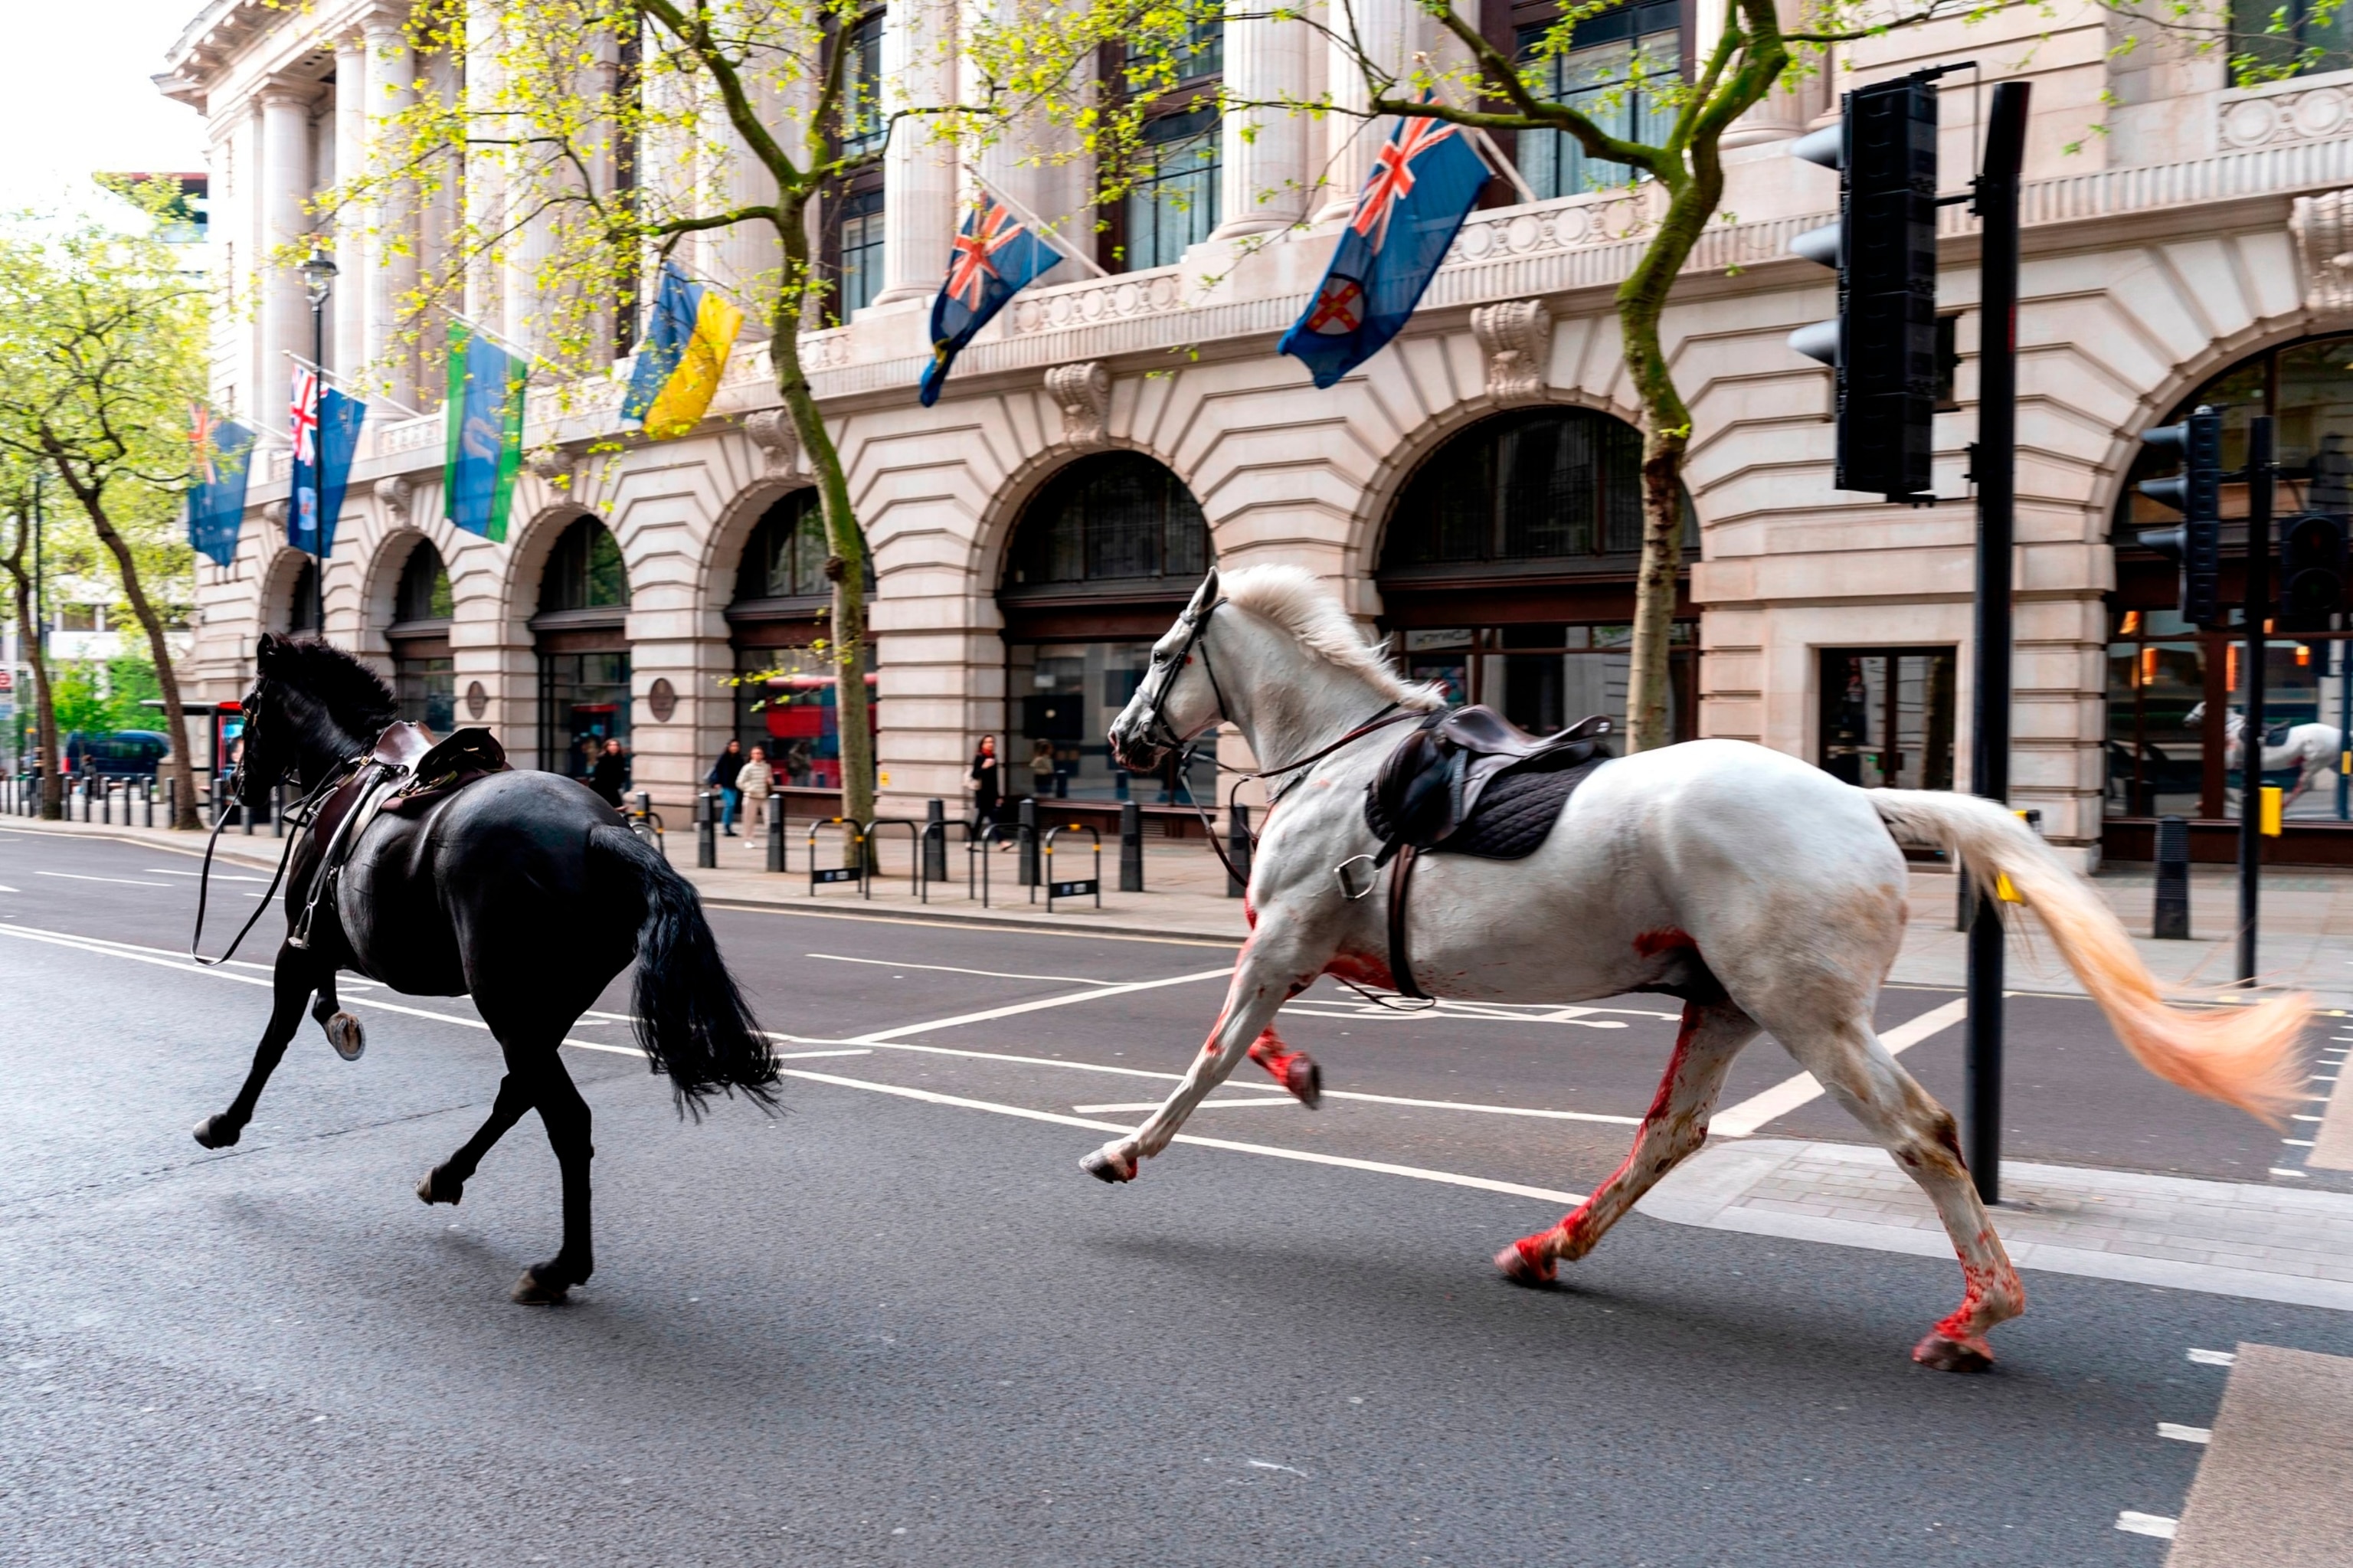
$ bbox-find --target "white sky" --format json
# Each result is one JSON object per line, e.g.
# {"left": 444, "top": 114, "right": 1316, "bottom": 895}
{"left": 0, "top": 1, "right": 211, "bottom": 215}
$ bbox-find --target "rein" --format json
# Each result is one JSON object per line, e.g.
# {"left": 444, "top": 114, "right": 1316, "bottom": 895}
{"left": 187, "top": 751, "right": 353, "bottom": 970}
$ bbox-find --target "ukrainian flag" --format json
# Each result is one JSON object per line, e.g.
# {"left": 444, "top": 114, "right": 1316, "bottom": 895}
{"left": 624, "top": 260, "right": 745, "bottom": 440}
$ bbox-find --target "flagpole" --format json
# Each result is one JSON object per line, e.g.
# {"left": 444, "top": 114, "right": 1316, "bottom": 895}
{"left": 445, "top": 310, "right": 568, "bottom": 379}
{"left": 283, "top": 350, "right": 428, "bottom": 420}
{"left": 1464, "top": 126, "right": 1539, "bottom": 206}
{"left": 969, "top": 175, "right": 1111, "bottom": 280}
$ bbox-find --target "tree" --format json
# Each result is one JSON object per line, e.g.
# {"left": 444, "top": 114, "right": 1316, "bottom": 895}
{"left": 0, "top": 466, "right": 64, "bottom": 819}
{"left": 0, "top": 185, "right": 208, "bottom": 827}
{"left": 352, "top": 0, "right": 980, "bottom": 834}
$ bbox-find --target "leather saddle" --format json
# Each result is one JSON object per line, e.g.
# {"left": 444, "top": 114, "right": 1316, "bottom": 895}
{"left": 1366, "top": 706, "right": 1611, "bottom": 865}
{"left": 290, "top": 724, "right": 510, "bottom": 950}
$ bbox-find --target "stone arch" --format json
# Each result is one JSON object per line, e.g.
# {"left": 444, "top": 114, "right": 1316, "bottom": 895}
{"left": 259, "top": 545, "right": 322, "bottom": 636}
{"left": 360, "top": 529, "right": 432, "bottom": 647}
{"left": 495, "top": 500, "right": 610, "bottom": 643}
{"left": 961, "top": 434, "right": 1203, "bottom": 603}
{"left": 2090, "top": 324, "right": 2345, "bottom": 524}
{"left": 698, "top": 476, "right": 819, "bottom": 620}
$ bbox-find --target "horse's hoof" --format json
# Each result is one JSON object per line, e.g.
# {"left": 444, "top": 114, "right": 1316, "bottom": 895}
{"left": 1285, "top": 1056, "right": 1323, "bottom": 1110}
{"left": 191, "top": 1115, "right": 240, "bottom": 1150}
{"left": 1495, "top": 1237, "right": 1558, "bottom": 1287}
{"left": 1081, "top": 1147, "right": 1137, "bottom": 1184}
{"left": 1911, "top": 1331, "right": 1995, "bottom": 1373}
{"left": 511, "top": 1265, "right": 571, "bottom": 1306}
{"left": 325, "top": 1012, "right": 365, "bottom": 1062}
{"left": 416, "top": 1165, "right": 463, "bottom": 1206}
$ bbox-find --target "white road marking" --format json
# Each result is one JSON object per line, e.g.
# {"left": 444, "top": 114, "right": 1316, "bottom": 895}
{"left": 846, "top": 967, "right": 1236, "bottom": 1043}
{"left": 144, "top": 869, "right": 273, "bottom": 882}
{"left": 775, "top": 1066, "right": 1587, "bottom": 1206}
{"left": 2157, "top": 1422, "right": 2212, "bottom": 1444}
{"left": 0, "top": 885, "right": 17, "bottom": 893}
{"left": 2284, "top": 1138, "right": 2317, "bottom": 1146}
{"left": 2114, "top": 1511, "right": 2178, "bottom": 1540}
{"left": 1710, "top": 997, "right": 1973, "bottom": 1138}
{"left": 809, "top": 952, "right": 1109, "bottom": 985}
{"left": 1074, "top": 1098, "right": 1298, "bottom": 1113}
{"left": 2189, "top": 1347, "right": 2238, "bottom": 1366}
{"left": 2270, "top": 1167, "right": 2309, "bottom": 1178}
{"left": 1285, "top": 998, "right": 1633, "bottom": 1030}
{"left": 34, "top": 871, "right": 169, "bottom": 888}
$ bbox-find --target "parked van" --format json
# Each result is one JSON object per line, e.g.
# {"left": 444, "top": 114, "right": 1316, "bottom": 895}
{"left": 64, "top": 731, "right": 169, "bottom": 777}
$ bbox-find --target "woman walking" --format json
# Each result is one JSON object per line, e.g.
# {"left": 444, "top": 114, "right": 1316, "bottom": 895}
{"left": 738, "top": 744, "right": 776, "bottom": 836}
{"left": 589, "top": 737, "right": 630, "bottom": 808}
{"left": 969, "top": 735, "right": 1002, "bottom": 835}
{"left": 708, "top": 737, "right": 745, "bottom": 836}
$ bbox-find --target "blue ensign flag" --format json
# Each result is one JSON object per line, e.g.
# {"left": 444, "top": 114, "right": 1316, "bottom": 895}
{"left": 1279, "top": 115, "right": 1491, "bottom": 388}
{"left": 918, "top": 200, "right": 1059, "bottom": 407}
{"left": 289, "top": 381, "right": 365, "bottom": 557}
{"left": 186, "top": 413, "right": 255, "bottom": 568}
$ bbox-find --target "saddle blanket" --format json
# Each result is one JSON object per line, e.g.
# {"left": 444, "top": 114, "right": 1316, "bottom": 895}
{"left": 1363, "top": 747, "right": 1607, "bottom": 860}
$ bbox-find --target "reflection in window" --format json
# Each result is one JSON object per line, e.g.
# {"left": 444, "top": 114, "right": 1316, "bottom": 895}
{"left": 538, "top": 518, "right": 630, "bottom": 613}
{"left": 1518, "top": 0, "right": 1682, "bottom": 199}
{"left": 837, "top": 188, "right": 885, "bottom": 317}
{"left": 736, "top": 491, "right": 843, "bottom": 601}
{"left": 394, "top": 541, "right": 453, "bottom": 623}
{"left": 2120, "top": 335, "right": 2353, "bottom": 532}
{"left": 839, "top": 14, "right": 886, "bottom": 155}
{"left": 1383, "top": 408, "right": 1693, "bottom": 571}
{"left": 1817, "top": 648, "right": 1958, "bottom": 791}
{"left": 2230, "top": 0, "right": 2351, "bottom": 80}
{"left": 1004, "top": 451, "right": 1210, "bottom": 591}
{"left": 1123, "top": 106, "right": 1220, "bottom": 270}
{"left": 1395, "top": 624, "right": 1697, "bottom": 741}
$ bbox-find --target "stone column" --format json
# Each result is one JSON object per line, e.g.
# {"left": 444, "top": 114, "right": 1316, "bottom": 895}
{"left": 1212, "top": 1, "right": 1314, "bottom": 238}
{"left": 697, "top": 70, "right": 782, "bottom": 328}
{"left": 257, "top": 84, "right": 316, "bottom": 427}
{"left": 333, "top": 37, "right": 368, "bottom": 378}
{"left": 1314, "top": 0, "right": 1414, "bottom": 221}
{"left": 1718, "top": 0, "right": 1815, "bottom": 148}
{"left": 364, "top": 8, "right": 421, "bottom": 404}
{"left": 463, "top": 0, "right": 508, "bottom": 336}
{"left": 872, "top": 0, "right": 959, "bottom": 306}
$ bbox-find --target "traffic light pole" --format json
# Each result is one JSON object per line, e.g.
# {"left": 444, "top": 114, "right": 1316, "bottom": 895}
{"left": 1965, "top": 80, "right": 2031, "bottom": 1207}
{"left": 2240, "top": 417, "right": 2273, "bottom": 986}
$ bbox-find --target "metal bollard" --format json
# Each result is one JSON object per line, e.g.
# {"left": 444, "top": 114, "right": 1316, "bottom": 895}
{"left": 696, "top": 790, "right": 718, "bottom": 869}
{"left": 165, "top": 773, "right": 178, "bottom": 827}
{"left": 273, "top": 783, "right": 286, "bottom": 838}
{"left": 142, "top": 776, "right": 154, "bottom": 828}
{"left": 922, "top": 798, "right": 948, "bottom": 883}
{"left": 2154, "top": 814, "right": 2191, "bottom": 940}
{"left": 101, "top": 778, "right": 112, "bottom": 826}
{"left": 1119, "top": 800, "right": 1145, "bottom": 893}
{"left": 1226, "top": 802, "right": 1252, "bottom": 897}
{"left": 1017, "top": 797, "right": 1039, "bottom": 887}
{"left": 767, "top": 797, "right": 787, "bottom": 872}
{"left": 241, "top": 775, "right": 254, "bottom": 833}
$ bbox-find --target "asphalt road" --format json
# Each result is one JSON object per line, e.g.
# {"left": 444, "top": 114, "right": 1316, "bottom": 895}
{"left": 2, "top": 823, "right": 2346, "bottom": 1566}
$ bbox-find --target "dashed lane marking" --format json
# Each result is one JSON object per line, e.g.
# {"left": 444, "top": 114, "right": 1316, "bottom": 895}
{"left": 2188, "top": 1348, "right": 2237, "bottom": 1366}
{"left": 2158, "top": 1423, "right": 2213, "bottom": 1444}
{"left": 34, "top": 870, "right": 169, "bottom": 888}
{"left": 808, "top": 951, "right": 1120, "bottom": 985}
{"left": 2115, "top": 1511, "right": 2178, "bottom": 1540}
{"left": 1710, "top": 997, "right": 1972, "bottom": 1138}
{"left": 1074, "top": 1097, "right": 1300, "bottom": 1113}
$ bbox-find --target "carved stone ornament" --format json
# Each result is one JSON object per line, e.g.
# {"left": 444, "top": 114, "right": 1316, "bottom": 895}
{"left": 646, "top": 677, "right": 678, "bottom": 722}
{"left": 1470, "top": 300, "right": 1555, "bottom": 401}
{"left": 464, "top": 680, "right": 488, "bottom": 721}
{"left": 744, "top": 409, "right": 803, "bottom": 480}
{"left": 262, "top": 499, "right": 287, "bottom": 531}
{"left": 527, "top": 447, "right": 576, "bottom": 490}
{"left": 1046, "top": 361, "right": 1112, "bottom": 448}
{"left": 2292, "top": 188, "right": 2353, "bottom": 313}
{"left": 375, "top": 471, "right": 414, "bottom": 528}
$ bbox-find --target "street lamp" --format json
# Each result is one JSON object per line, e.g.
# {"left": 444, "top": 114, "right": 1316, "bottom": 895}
{"left": 298, "top": 244, "right": 336, "bottom": 640}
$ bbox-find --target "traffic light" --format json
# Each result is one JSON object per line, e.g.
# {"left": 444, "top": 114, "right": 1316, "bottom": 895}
{"left": 1788, "top": 72, "right": 1941, "bottom": 504}
{"left": 2135, "top": 404, "right": 2223, "bottom": 627}
{"left": 2279, "top": 512, "right": 2348, "bottom": 631}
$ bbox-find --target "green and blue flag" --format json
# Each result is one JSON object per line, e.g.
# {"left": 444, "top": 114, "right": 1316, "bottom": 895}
{"left": 443, "top": 319, "right": 527, "bottom": 542}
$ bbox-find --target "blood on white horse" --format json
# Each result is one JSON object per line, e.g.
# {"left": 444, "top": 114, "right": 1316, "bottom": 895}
{"left": 1098, "top": 566, "right": 2311, "bottom": 1371}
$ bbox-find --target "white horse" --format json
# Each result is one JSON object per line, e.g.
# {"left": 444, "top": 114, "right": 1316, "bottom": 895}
{"left": 2184, "top": 701, "right": 2344, "bottom": 807}
{"left": 1098, "top": 566, "right": 2309, "bottom": 1371}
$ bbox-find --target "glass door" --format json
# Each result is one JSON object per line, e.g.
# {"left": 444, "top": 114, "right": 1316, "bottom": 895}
{"left": 1818, "top": 648, "right": 1958, "bottom": 789}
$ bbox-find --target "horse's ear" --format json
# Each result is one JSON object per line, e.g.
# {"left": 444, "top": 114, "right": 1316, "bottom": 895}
{"left": 1185, "top": 568, "right": 1220, "bottom": 619}
{"left": 255, "top": 633, "right": 281, "bottom": 669}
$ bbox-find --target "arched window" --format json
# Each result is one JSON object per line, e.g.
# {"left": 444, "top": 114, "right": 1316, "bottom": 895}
{"left": 2109, "top": 332, "right": 2353, "bottom": 836}
{"left": 1376, "top": 408, "right": 1697, "bottom": 742}
{"left": 727, "top": 490, "right": 875, "bottom": 792}
{"left": 531, "top": 516, "right": 630, "bottom": 777}
{"left": 388, "top": 540, "right": 454, "bottom": 731}
{"left": 538, "top": 516, "right": 630, "bottom": 614}
{"left": 998, "top": 452, "right": 1214, "bottom": 810}
{"left": 283, "top": 557, "right": 319, "bottom": 634}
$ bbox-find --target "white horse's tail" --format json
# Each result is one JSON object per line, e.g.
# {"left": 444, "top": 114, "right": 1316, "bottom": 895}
{"left": 1868, "top": 789, "right": 2309, "bottom": 1124}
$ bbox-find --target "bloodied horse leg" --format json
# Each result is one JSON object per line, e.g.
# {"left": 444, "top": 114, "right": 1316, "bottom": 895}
{"left": 1498, "top": 999, "right": 1760, "bottom": 1285}
{"left": 309, "top": 971, "right": 365, "bottom": 1062}
{"left": 193, "top": 938, "right": 322, "bottom": 1148}
{"left": 1247, "top": 1028, "right": 1320, "bottom": 1108}
{"left": 1083, "top": 925, "right": 1323, "bottom": 1183}
{"left": 415, "top": 1071, "right": 535, "bottom": 1207}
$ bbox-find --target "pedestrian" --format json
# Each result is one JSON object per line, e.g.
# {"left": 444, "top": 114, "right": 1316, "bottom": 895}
{"left": 969, "top": 735, "right": 1001, "bottom": 835}
{"left": 784, "top": 738, "right": 813, "bottom": 786}
{"left": 708, "top": 736, "right": 745, "bottom": 836}
{"left": 590, "top": 737, "right": 629, "bottom": 808}
{"left": 1029, "top": 737, "right": 1058, "bottom": 800}
{"left": 738, "top": 744, "right": 775, "bottom": 836}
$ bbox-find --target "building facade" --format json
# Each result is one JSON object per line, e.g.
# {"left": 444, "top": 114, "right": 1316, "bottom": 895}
{"left": 155, "top": 0, "right": 2353, "bottom": 866}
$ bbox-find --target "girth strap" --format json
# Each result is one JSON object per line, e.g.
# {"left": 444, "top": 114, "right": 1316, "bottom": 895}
{"left": 1386, "top": 843, "right": 1431, "bottom": 1002}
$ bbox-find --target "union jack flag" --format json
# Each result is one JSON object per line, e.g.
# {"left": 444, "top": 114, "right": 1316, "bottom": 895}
{"left": 289, "top": 367, "right": 320, "bottom": 463}
{"left": 947, "top": 203, "right": 1025, "bottom": 310}
{"left": 1349, "top": 117, "right": 1458, "bottom": 251}
{"left": 189, "top": 401, "right": 218, "bottom": 485}
{"left": 918, "top": 194, "right": 1059, "bottom": 407}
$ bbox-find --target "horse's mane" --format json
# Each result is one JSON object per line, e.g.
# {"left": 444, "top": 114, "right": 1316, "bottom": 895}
{"left": 1219, "top": 565, "right": 1446, "bottom": 711}
{"left": 268, "top": 637, "right": 398, "bottom": 744}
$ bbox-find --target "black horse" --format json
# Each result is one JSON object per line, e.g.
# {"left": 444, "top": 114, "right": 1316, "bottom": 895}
{"left": 193, "top": 633, "right": 778, "bottom": 1303}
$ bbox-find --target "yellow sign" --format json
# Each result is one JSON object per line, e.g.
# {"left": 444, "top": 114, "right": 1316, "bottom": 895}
{"left": 878, "top": 771, "right": 891, "bottom": 788}
{"left": 2260, "top": 784, "right": 2284, "bottom": 837}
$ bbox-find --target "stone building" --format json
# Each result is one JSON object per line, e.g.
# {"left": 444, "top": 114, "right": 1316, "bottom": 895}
{"left": 155, "top": 0, "right": 2353, "bottom": 866}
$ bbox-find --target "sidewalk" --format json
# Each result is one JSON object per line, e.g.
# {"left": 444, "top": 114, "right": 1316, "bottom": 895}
{"left": 11, "top": 810, "right": 2353, "bottom": 1006}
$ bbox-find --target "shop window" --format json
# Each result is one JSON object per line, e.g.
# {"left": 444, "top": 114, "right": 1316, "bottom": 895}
{"left": 1818, "top": 647, "right": 1957, "bottom": 791}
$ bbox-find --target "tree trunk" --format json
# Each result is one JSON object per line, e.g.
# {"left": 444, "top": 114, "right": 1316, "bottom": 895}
{"left": 772, "top": 195, "right": 874, "bottom": 852}
{"left": 58, "top": 470, "right": 201, "bottom": 829}
{"left": 2, "top": 522, "right": 61, "bottom": 819}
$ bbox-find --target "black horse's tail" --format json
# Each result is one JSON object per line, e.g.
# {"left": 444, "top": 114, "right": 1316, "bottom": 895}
{"left": 588, "top": 825, "right": 780, "bottom": 1117}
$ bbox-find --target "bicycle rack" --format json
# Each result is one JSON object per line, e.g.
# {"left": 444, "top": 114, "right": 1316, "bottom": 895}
{"left": 862, "top": 817, "right": 925, "bottom": 902}
{"left": 1042, "top": 823, "right": 1103, "bottom": 912}
{"left": 967, "top": 821, "right": 1030, "bottom": 908}
{"left": 807, "top": 817, "right": 866, "bottom": 896}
